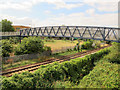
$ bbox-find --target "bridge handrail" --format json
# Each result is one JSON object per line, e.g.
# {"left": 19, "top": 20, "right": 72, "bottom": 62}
{"left": 0, "top": 32, "right": 20, "bottom": 36}
{"left": 26, "top": 26, "right": 120, "bottom": 30}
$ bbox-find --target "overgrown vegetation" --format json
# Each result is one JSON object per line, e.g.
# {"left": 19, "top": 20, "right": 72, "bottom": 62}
{"left": 14, "top": 37, "right": 51, "bottom": 55}
{"left": 9, "top": 37, "right": 20, "bottom": 44}
{"left": 76, "top": 60, "right": 119, "bottom": 88}
{"left": 2, "top": 47, "right": 110, "bottom": 89}
{"left": 105, "top": 42, "right": 120, "bottom": 64}
{"left": 75, "top": 42, "right": 120, "bottom": 88}
{"left": 81, "top": 40, "right": 93, "bottom": 49}
{"left": 0, "top": 40, "right": 13, "bottom": 57}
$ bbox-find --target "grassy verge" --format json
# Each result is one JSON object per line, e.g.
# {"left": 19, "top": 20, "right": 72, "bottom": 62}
{"left": 2, "top": 60, "right": 37, "bottom": 70}
{"left": 52, "top": 49, "right": 86, "bottom": 57}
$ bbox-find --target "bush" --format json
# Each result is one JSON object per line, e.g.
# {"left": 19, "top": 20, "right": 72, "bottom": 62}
{"left": 105, "top": 42, "right": 120, "bottom": 64}
{"left": 94, "top": 41, "right": 101, "bottom": 48}
{"left": 0, "top": 40, "right": 13, "bottom": 57}
{"left": 76, "top": 44, "right": 120, "bottom": 88}
{"left": 77, "top": 59, "right": 119, "bottom": 88}
{"left": 9, "top": 37, "right": 20, "bottom": 44}
{"left": 53, "top": 81, "right": 73, "bottom": 88}
{"left": 2, "top": 78, "right": 17, "bottom": 89}
{"left": 43, "top": 46, "right": 51, "bottom": 51}
{"left": 44, "top": 37, "right": 54, "bottom": 42}
{"left": 14, "top": 37, "right": 44, "bottom": 55}
{"left": 81, "top": 41, "right": 93, "bottom": 49}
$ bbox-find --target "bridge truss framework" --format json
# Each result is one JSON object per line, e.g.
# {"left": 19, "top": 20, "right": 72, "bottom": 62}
{"left": 20, "top": 26, "right": 120, "bottom": 42}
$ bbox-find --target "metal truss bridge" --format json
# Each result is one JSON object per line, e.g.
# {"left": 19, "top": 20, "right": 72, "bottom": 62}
{"left": 1, "top": 26, "right": 120, "bottom": 42}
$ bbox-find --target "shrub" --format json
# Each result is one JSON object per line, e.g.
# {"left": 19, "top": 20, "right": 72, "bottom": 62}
{"left": 77, "top": 60, "right": 119, "bottom": 88}
{"left": 9, "top": 37, "right": 20, "bottom": 44}
{"left": 81, "top": 41, "right": 93, "bottom": 49}
{"left": 2, "top": 78, "right": 17, "bottom": 89}
{"left": 105, "top": 42, "right": 120, "bottom": 64}
{"left": 94, "top": 41, "right": 101, "bottom": 48}
{"left": 14, "top": 37, "right": 44, "bottom": 55}
{"left": 73, "top": 46, "right": 77, "bottom": 51}
{"left": 53, "top": 81, "right": 73, "bottom": 88}
{"left": 0, "top": 40, "right": 13, "bottom": 57}
{"left": 43, "top": 46, "right": 51, "bottom": 51}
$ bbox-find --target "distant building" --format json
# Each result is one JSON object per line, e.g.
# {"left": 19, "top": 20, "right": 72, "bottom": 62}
{"left": 12, "top": 25, "right": 30, "bottom": 32}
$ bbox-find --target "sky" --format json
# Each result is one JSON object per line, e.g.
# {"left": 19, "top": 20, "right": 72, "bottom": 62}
{"left": 0, "top": 0, "right": 119, "bottom": 27}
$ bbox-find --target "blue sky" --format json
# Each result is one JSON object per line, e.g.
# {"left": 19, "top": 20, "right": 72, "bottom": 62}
{"left": 0, "top": 0, "right": 119, "bottom": 27}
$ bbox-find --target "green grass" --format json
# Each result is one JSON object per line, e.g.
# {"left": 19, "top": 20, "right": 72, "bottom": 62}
{"left": 2, "top": 60, "right": 37, "bottom": 71}
{"left": 52, "top": 50, "right": 85, "bottom": 56}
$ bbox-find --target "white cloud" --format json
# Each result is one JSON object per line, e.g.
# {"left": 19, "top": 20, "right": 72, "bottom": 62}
{"left": 0, "top": 14, "right": 32, "bottom": 26}
{"left": 0, "top": 0, "right": 36, "bottom": 12}
{"left": 96, "top": 2, "right": 118, "bottom": 12}
{"left": 83, "top": 1, "right": 118, "bottom": 12}
{"left": 0, "top": 11, "right": 118, "bottom": 27}
{"left": 0, "top": 0, "right": 118, "bottom": 27}
{"left": 44, "top": 12, "right": 117, "bottom": 27}
{"left": 44, "top": 10, "right": 51, "bottom": 14}
{"left": 0, "top": 0, "right": 83, "bottom": 12}
{"left": 52, "top": 2, "right": 83, "bottom": 9}
{"left": 0, "top": 0, "right": 118, "bottom": 12}
{"left": 86, "top": 9, "right": 95, "bottom": 15}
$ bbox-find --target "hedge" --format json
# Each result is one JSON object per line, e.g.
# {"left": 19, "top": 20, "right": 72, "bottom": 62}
{"left": 77, "top": 59, "right": 119, "bottom": 88}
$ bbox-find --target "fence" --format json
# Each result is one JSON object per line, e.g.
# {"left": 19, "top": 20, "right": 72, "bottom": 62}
{"left": 1, "top": 45, "right": 76, "bottom": 64}
{"left": 0, "top": 32, "right": 20, "bottom": 36}
{"left": 1, "top": 51, "right": 51, "bottom": 64}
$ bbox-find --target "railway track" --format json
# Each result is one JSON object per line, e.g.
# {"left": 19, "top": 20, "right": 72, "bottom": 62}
{"left": 1, "top": 46, "right": 110, "bottom": 77}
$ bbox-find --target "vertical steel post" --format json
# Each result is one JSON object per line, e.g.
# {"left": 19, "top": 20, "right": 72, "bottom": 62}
{"left": 103, "top": 28, "right": 105, "bottom": 41}
{"left": 20, "top": 30, "right": 21, "bottom": 44}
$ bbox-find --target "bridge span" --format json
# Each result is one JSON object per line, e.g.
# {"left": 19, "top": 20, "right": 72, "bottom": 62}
{"left": 1, "top": 26, "right": 120, "bottom": 42}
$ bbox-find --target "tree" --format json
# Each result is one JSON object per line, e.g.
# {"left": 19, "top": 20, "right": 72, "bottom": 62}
{"left": 1, "top": 19, "right": 14, "bottom": 32}
{"left": 0, "top": 40, "right": 13, "bottom": 57}
{"left": 14, "top": 37, "right": 44, "bottom": 55}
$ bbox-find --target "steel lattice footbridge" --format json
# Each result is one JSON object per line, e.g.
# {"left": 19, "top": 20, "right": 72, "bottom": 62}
{"left": 0, "top": 26, "right": 120, "bottom": 42}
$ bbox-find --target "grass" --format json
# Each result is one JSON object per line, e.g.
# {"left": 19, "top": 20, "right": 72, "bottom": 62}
{"left": 43, "top": 40, "right": 81, "bottom": 50}
{"left": 2, "top": 60, "right": 36, "bottom": 70}
{"left": 54, "top": 51, "right": 81, "bottom": 56}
